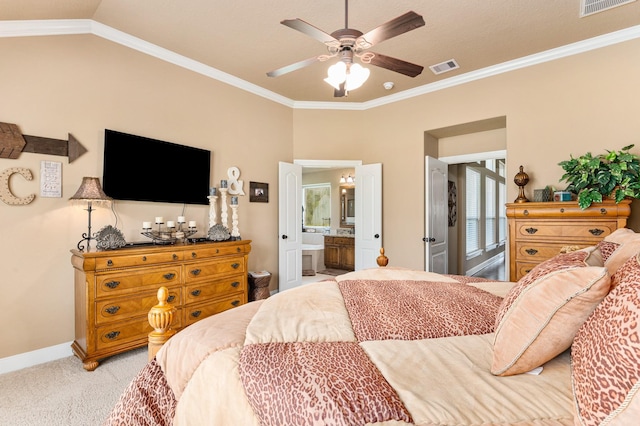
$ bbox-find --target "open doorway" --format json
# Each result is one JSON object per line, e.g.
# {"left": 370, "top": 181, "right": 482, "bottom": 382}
{"left": 425, "top": 117, "right": 508, "bottom": 280}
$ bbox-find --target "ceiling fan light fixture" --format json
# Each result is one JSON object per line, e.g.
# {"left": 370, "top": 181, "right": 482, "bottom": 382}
{"left": 324, "top": 61, "right": 347, "bottom": 89}
{"left": 344, "top": 63, "right": 370, "bottom": 91}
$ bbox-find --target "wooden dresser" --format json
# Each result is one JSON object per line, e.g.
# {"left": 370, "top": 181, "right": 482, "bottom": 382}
{"left": 324, "top": 235, "right": 355, "bottom": 271}
{"left": 506, "top": 200, "right": 630, "bottom": 282}
{"left": 71, "top": 239, "right": 251, "bottom": 370}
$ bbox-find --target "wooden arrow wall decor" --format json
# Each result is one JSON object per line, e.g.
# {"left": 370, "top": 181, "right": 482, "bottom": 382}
{"left": 0, "top": 121, "right": 87, "bottom": 163}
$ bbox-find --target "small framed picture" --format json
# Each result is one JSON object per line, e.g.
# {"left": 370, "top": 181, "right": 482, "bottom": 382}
{"left": 250, "top": 181, "right": 269, "bottom": 203}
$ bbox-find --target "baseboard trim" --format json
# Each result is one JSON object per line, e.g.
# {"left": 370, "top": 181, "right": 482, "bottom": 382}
{"left": 0, "top": 341, "right": 73, "bottom": 375}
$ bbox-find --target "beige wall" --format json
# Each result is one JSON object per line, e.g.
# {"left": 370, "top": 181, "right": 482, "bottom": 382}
{"left": 0, "top": 34, "right": 291, "bottom": 358}
{"left": 2, "top": 33, "right": 640, "bottom": 359}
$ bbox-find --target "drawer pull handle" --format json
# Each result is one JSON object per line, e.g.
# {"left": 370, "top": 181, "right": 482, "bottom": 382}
{"left": 231, "top": 281, "right": 240, "bottom": 288}
{"left": 104, "top": 280, "right": 120, "bottom": 289}
{"left": 525, "top": 248, "right": 538, "bottom": 255}
{"left": 191, "top": 310, "right": 201, "bottom": 318}
{"left": 167, "top": 295, "right": 176, "bottom": 303}
{"left": 231, "top": 263, "right": 240, "bottom": 269}
{"left": 231, "top": 300, "right": 240, "bottom": 307}
{"left": 107, "top": 259, "right": 113, "bottom": 267}
{"left": 163, "top": 273, "right": 176, "bottom": 280}
{"left": 191, "top": 289, "right": 201, "bottom": 297}
{"left": 525, "top": 269, "right": 531, "bottom": 273}
{"left": 216, "top": 249, "right": 220, "bottom": 253}
{"left": 191, "top": 268, "right": 201, "bottom": 276}
{"left": 237, "top": 247, "right": 241, "bottom": 252}
{"left": 589, "top": 228, "right": 605, "bottom": 236}
{"left": 173, "top": 254, "right": 179, "bottom": 260}
{"left": 192, "top": 252, "right": 197, "bottom": 258}
{"left": 104, "top": 306, "right": 120, "bottom": 315}
{"left": 560, "top": 208, "right": 565, "bottom": 213}
{"left": 525, "top": 227, "right": 538, "bottom": 234}
{"left": 104, "top": 331, "right": 120, "bottom": 340}
{"left": 523, "top": 210, "right": 529, "bottom": 216}
{"left": 142, "top": 256, "right": 147, "bottom": 261}
{"left": 601, "top": 208, "right": 607, "bottom": 215}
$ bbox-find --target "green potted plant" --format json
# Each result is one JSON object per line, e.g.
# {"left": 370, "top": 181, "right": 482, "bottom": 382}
{"left": 558, "top": 144, "right": 640, "bottom": 209}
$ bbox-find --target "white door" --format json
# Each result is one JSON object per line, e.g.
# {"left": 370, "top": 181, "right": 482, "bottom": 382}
{"left": 355, "top": 163, "right": 382, "bottom": 270}
{"left": 278, "top": 162, "right": 302, "bottom": 292}
{"left": 425, "top": 156, "right": 448, "bottom": 273}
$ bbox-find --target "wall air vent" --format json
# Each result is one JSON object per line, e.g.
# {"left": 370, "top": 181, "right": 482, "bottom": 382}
{"left": 580, "top": 0, "right": 636, "bottom": 17}
{"left": 429, "top": 59, "right": 460, "bottom": 75}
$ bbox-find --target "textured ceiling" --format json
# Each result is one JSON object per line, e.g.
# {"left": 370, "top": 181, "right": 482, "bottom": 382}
{"left": 2, "top": 0, "right": 640, "bottom": 103}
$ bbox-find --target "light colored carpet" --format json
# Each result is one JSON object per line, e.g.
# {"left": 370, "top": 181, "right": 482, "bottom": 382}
{"left": 0, "top": 347, "right": 148, "bottom": 426}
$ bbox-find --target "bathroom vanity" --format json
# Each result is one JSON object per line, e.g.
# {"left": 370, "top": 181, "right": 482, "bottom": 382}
{"left": 324, "top": 235, "right": 355, "bottom": 271}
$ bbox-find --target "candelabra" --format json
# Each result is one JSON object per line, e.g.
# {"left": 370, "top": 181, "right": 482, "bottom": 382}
{"left": 142, "top": 219, "right": 196, "bottom": 244}
{"left": 208, "top": 195, "right": 218, "bottom": 229}
{"left": 219, "top": 187, "right": 229, "bottom": 229}
{"left": 230, "top": 202, "right": 240, "bottom": 240}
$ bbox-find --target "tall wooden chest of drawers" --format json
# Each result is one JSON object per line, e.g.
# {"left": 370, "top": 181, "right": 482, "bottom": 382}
{"left": 506, "top": 200, "right": 630, "bottom": 282}
{"left": 71, "top": 240, "right": 251, "bottom": 370}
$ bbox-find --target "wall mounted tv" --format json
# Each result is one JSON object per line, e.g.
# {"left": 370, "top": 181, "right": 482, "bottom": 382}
{"left": 102, "top": 129, "right": 211, "bottom": 205}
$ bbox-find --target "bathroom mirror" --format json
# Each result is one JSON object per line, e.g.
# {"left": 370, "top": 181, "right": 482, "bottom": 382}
{"left": 340, "top": 186, "right": 355, "bottom": 228}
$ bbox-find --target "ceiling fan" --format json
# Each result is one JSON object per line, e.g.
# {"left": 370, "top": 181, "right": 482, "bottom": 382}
{"left": 266, "top": 0, "right": 425, "bottom": 97}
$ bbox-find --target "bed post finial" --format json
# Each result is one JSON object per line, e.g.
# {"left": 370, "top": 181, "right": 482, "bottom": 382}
{"left": 376, "top": 247, "right": 389, "bottom": 267}
{"left": 148, "top": 286, "right": 176, "bottom": 361}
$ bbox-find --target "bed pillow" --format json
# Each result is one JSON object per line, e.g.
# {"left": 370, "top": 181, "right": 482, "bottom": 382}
{"left": 491, "top": 249, "right": 610, "bottom": 376}
{"left": 572, "top": 252, "right": 640, "bottom": 426}
{"left": 596, "top": 228, "right": 640, "bottom": 277}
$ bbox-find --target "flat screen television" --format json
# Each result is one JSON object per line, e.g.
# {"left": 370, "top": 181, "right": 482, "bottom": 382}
{"left": 102, "top": 129, "right": 211, "bottom": 205}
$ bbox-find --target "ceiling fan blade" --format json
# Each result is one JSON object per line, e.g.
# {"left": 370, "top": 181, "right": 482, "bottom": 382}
{"left": 267, "top": 56, "right": 322, "bottom": 78}
{"left": 281, "top": 18, "right": 341, "bottom": 48}
{"left": 356, "top": 11, "right": 425, "bottom": 49}
{"left": 334, "top": 82, "right": 346, "bottom": 98}
{"left": 366, "top": 52, "right": 424, "bottom": 77}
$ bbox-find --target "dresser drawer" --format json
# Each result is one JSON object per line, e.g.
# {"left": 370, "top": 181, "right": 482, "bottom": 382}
{"left": 514, "top": 242, "right": 592, "bottom": 262}
{"left": 515, "top": 262, "right": 540, "bottom": 281}
{"left": 185, "top": 256, "right": 245, "bottom": 281}
{"left": 96, "top": 266, "right": 181, "bottom": 297}
{"left": 185, "top": 276, "right": 245, "bottom": 303}
{"left": 95, "top": 287, "right": 181, "bottom": 325}
{"left": 514, "top": 221, "right": 617, "bottom": 241}
{"left": 95, "top": 251, "right": 183, "bottom": 269}
{"left": 185, "top": 244, "right": 250, "bottom": 261}
{"left": 184, "top": 296, "right": 244, "bottom": 326}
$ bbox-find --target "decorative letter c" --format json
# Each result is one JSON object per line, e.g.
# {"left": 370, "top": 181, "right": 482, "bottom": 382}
{"left": 0, "top": 167, "right": 35, "bottom": 205}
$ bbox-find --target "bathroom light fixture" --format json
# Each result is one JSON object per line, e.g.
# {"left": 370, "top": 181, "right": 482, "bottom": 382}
{"left": 346, "top": 174, "right": 354, "bottom": 184}
{"left": 340, "top": 175, "right": 346, "bottom": 184}
{"left": 69, "top": 177, "right": 112, "bottom": 251}
{"left": 324, "top": 61, "right": 370, "bottom": 92}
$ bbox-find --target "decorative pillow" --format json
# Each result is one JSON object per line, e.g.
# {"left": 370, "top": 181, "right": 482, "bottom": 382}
{"left": 572, "top": 253, "right": 640, "bottom": 426}
{"left": 491, "top": 249, "right": 611, "bottom": 376}
{"left": 596, "top": 228, "right": 640, "bottom": 278}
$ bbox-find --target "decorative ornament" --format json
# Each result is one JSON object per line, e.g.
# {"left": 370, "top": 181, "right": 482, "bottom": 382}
{"left": 95, "top": 225, "right": 127, "bottom": 250}
{"left": 0, "top": 167, "right": 35, "bottom": 205}
{"left": 208, "top": 223, "right": 231, "bottom": 241}
{"left": 514, "top": 165, "right": 530, "bottom": 203}
{"left": 226, "top": 166, "right": 245, "bottom": 195}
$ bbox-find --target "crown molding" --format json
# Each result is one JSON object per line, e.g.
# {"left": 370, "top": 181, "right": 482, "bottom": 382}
{"left": 2, "top": 20, "right": 639, "bottom": 111}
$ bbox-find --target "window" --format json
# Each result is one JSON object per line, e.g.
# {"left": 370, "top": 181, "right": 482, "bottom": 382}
{"left": 498, "top": 181, "right": 506, "bottom": 243}
{"left": 464, "top": 160, "right": 507, "bottom": 258}
{"left": 485, "top": 176, "right": 496, "bottom": 248}
{"left": 466, "top": 168, "right": 481, "bottom": 257}
{"left": 303, "top": 184, "right": 331, "bottom": 228}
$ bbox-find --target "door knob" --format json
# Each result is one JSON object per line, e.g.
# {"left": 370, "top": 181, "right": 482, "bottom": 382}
{"left": 282, "top": 234, "right": 288, "bottom": 239}
{"left": 374, "top": 234, "right": 380, "bottom": 239}
{"left": 423, "top": 237, "right": 436, "bottom": 242}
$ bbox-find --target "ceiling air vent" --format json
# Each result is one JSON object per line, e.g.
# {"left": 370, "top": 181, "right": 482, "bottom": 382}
{"left": 429, "top": 59, "right": 459, "bottom": 75}
{"left": 580, "top": 0, "right": 636, "bottom": 17}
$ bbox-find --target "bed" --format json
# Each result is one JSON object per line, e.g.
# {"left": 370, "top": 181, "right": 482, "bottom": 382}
{"left": 104, "top": 229, "right": 640, "bottom": 426}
